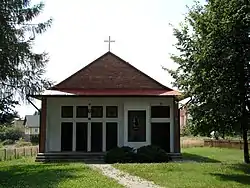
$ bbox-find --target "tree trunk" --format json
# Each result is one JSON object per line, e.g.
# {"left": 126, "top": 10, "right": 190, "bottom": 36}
{"left": 242, "top": 110, "right": 249, "bottom": 163}
{"left": 242, "top": 129, "right": 249, "bottom": 163}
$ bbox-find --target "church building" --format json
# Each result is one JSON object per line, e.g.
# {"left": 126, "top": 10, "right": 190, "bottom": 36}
{"left": 30, "top": 51, "right": 182, "bottom": 161}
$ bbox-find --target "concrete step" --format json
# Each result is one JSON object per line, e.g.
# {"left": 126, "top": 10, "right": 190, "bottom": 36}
{"left": 37, "top": 152, "right": 105, "bottom": 156}
{"left": 168, "top": 153, "right": 182, "bottom": 160}
{"left": 35, "top": 158, "right": 104, "bottom": 163}
{"left": 36, "top": 157, "right": 104, "bottom": 161}
{"left": 36, "top": 152, "right": 105, "bottom": 163}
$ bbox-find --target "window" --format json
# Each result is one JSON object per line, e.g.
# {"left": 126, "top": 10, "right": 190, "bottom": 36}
{"left": 151, "top": 106, "right": 170, "bottom": 118}
{"left": 91, "top": 106, "right": 103, "bottom": 118}
{"left": 34, "top": 128, "right": 38, "bottom": 133}
{"left": 106, "top": 106, "right": 118, "bottom": 118}
{"left": 61, "top": 106, "right": 73, "bottom": 118}
{"left": 128, "top": 110, "right": 146, "bottom": 142}
{"left": 76, "top": 106, "right": 88, "bottom": 118}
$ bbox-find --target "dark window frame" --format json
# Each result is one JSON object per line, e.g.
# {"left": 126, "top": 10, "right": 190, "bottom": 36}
{"left": 61, "top": 106, "right": 73, "bottom": 118}
{"left": 106, "top": 106, "right": 118, "bottom": 118}
{"left": 91, "top": 106, "right": 103, "bottom": 118}
{"left": 151, "top": 106, "right": 170, "bottom": 118}
{"left": 76, "top": 106, "right": 88, "bottom": 118}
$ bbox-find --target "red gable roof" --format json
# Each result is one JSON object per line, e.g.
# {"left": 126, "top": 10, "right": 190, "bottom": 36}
{"left": 51, "top": 52, "right": 180, "bottom": 96}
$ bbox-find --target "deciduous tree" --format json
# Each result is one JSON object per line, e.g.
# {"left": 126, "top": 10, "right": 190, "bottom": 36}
{"left": 168, "top": 0, "right": 250, "bottom": 163}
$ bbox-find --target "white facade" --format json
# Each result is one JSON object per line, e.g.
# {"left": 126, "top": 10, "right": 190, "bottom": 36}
{"left": 45, "top": 97, "right": 175, "bottom": 153}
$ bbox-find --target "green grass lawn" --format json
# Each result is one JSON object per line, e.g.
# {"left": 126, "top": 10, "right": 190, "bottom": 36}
{"left": 0, "top": 158, "right": 123, "bottom": 188}
{"left": 114, "top": 147, "right": 250, "bottom": 188}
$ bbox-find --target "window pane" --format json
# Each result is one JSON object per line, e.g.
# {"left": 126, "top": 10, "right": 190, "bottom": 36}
{"left": 76, "top": 106, "right": 88, "bottom": 118}
{"left": 91, "top": 106, "right": 103, "bottom": 118}
{"left": 151, "top": 106, "right": 170, "bottom": 118}
{"left": 128, "top": 110, "right": 146, "bottom": 142}
{"left": 61, "top": 106, "right": 73, "bottom": 118}
{"left": 106, "top": 106, "right": 118, "bottom": 118}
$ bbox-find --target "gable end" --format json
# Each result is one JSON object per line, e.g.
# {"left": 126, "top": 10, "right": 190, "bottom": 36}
{"left": 52, "top": 52, "right": 172, "bottom": 91}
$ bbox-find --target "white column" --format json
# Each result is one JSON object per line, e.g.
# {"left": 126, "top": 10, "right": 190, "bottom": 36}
{"left": 72, "top": 121, "right": 76, "bottom": 151}
{"left": 87, "top": 122, "right": 91, "bottom": 152}
{"left": 102, "top": 123, "right": 106, "bottom": 152}
{"left": 123, "top": 106, "right": 128, "bottom": 147}
{"left": 146, "top": 105, "right": 151, "bottom": 145}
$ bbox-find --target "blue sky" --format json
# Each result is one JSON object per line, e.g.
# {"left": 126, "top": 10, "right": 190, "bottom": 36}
{"left": 16, "top": 0, "right": 197, "bottom": 118}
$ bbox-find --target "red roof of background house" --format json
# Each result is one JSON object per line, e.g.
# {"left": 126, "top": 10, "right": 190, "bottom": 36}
{"left": 49, "top": 52, "right": 180, "bottom": 96}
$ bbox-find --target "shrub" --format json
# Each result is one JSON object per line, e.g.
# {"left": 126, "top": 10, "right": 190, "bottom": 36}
{"left": 30, "top": 135, "right": 39, "bottom": 144}
{"left": 6, "top": 127, "right": 24, "bottom": 141}
{"left": 136, "top": 145, "right": 170, "bottom": 163}
{"left": 15, "top": 139, "right": 32, "bottom": 148}
{"left": 181, "top": 125, "right": 192, "bottom": 136}
{"left": 2, "top": 139, "right": 15, "bottom": 145}
{"left": 0, "top": 126, "right": 24, "bottom": 141}
{"left": 104, "top": 146, "right": 136, "bottom": 163}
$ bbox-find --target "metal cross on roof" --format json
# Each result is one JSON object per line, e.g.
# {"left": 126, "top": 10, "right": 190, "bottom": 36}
{"left": 104, "top": 36, "right": 115, "bottom": 51}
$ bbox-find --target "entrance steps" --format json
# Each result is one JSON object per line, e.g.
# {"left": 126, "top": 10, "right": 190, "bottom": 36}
{"left": 35, "top": 152, "right": 105, "bottom": 163}
{"left": 168, "top": 153, "right": 182, "bottom": 160}
{"left": 36, "top": 152, "right": 181, "bottom": 163}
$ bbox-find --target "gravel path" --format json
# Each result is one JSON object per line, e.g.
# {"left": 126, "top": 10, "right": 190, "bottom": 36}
{"left": 88, "top": 164, "right": 162, "bottom": 188}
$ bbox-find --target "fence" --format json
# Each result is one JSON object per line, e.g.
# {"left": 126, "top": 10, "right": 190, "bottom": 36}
{"left": 0, "top": 146, "right": 39, "bottom": 161}
{"left": 181, "top": 139, "right": 204, "bottom": 148}
{"left": 204, "top": 139, "right": 250, "bottom": 150}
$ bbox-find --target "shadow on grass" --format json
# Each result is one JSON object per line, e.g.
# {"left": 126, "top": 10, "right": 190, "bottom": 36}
{"left": 182, "top": 152, "right": 221, "bottom": 163}
{"left": 0, "top": 163, "right": 85, "bottom": 188}
{"left": 232, "top": 163, "right": 250, "bottom": 174}
{"left": 211, "top": 163, "right": 250, "bottom": 185}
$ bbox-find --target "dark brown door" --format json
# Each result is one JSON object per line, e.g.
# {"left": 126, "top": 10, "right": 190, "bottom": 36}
{"left": 61, "top": 122, "right": 73, "bottom": 151}
{"left": 106, "top": 122, "right": 118, "bottom": 151}
{"left": 151, "top": 123, "right": 170, "bottom": 152}
{"left": 76, "top": 122, "right": 88, "bottom": 152}
{"left": 91, "top": 122, "right": 102, "bottom": 152}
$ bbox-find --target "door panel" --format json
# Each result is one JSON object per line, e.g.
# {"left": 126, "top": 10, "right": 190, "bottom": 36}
{"left": 128, "top": 110, "right": 146, "bottom": 142}
{"left": 91, "top": 122, "right": 102, "bottom": 152}
{"left": 61, "top": 122, "right": 73, "bottom": 151}
{"left": 76, "top": 122, "right": 88, "bottom": 152}
{"left": 106, "top": 122, "right": 118, "bottom": 151}
{"left": 151, "top": 123, "right": 170, "bottom": 152}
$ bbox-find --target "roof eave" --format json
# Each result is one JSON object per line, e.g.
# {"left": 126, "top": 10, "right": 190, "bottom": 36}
{"left": 28, "top": 94, "right": 180, "bottom": 100}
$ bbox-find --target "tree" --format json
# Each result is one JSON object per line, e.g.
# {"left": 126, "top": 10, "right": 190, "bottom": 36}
{"left": 0, "top": 0, "right": 53, "bottom": 123}
{"left": 168, "top": 0, "right": 250, "bottom": 163}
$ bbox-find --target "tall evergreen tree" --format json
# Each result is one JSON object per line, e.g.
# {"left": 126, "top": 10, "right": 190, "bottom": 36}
{"left": 168, "top": 0, "right": 250, "bottom": 163}
{"left": 0, "top": 0, "right": 52, "bottom": 123}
